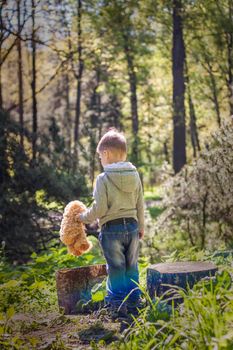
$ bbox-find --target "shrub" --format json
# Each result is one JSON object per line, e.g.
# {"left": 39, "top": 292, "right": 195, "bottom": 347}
{"left": 155, "top": 119, "right": 233, "bottom": 250}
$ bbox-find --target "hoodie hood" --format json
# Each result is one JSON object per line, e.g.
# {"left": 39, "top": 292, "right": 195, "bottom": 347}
{"left": 103, "top": 161, "right": 139, "bottom": 193}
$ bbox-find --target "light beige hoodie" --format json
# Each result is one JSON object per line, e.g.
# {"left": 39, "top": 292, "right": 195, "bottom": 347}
{"left": 79, "top": 161, "right": 144, "bottom": 231}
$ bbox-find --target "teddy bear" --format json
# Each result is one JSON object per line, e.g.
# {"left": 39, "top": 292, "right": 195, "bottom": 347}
{"left": 59, "top": 200, "right": 93, "bottom": 256}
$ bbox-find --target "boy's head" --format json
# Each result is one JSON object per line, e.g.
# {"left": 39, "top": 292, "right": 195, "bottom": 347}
{"left": 97, "top": 128, "right": 127, "bottom": 166}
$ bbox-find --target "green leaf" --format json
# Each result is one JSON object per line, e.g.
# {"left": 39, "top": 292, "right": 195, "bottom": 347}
{"left": 6, "top": 306, "right": 15, "bottom": 319}
{"left": 92, "top": 291, "right": 104, "bottom": 302}
{"left": 1, "top": 280, "right": 20, "bottom": 289}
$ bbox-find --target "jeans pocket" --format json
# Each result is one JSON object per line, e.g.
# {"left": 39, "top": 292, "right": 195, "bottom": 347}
{"left": 127, "top": 220, "right": 139, "bottom": 233}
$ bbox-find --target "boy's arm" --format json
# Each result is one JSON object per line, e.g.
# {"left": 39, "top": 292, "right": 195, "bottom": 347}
{"left": 136, "top": 179, "right": 145, "bottom": 237}
{"left": 79, "top": 175, "right": 108, "bottom": 224}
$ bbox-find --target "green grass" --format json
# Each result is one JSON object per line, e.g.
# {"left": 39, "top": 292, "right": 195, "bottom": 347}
{"left": 144, "top": 186, "right": 164, "bottom": 201}
{"left": 148, "top": 206, "right": 165, "bottom": 219}
{"left": 108, "top": 251, "right": 233, "bottom": 350}
{"left": 1, "top": 200, "right": 233, "bottom": 350}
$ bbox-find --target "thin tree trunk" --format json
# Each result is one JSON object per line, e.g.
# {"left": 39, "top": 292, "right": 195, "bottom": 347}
{"left": 163, "top": 141, "right": 169, "bottom": 163}
{"left": 226, "top": 32, "right": 233, "bottom": 116}
{"left": 201, "top": 192, "right": 208, "bottom": 249}
{"left": 184, "top": 59, "right": 201, "bottom": 157}
{"left": 73, "top": 0, "right": 84, "bottom": 171}
{"left": 90, "top": 67, "right": 101, "bottom": 189}
{"left": 206, "top": 60, "right": 221, "bottom": 127}
{"left": 226, "top": 1, "right": 233, "bottom": 116}
{"left": 0, "top": 46, "right": 2, "bottom": 110}
{"left": 0, "top": 3, "right": 4, "bottom": 109}
{"left": 0, "top": 110, "right": 9, "bottom": 187}
{"left": 122, "top": 33, "right": 139, "bottom": 165}
{"left": 17, "top": 0, "right": 24, "bottom": 150}
{"left": 64, "top": 72, "right": 72, "bottom": 157}
{"left": 31, "top": 0, "right": 37, "bottom": 164}
{"left": 172, "top": 0, "right": 186, "bottom": 174}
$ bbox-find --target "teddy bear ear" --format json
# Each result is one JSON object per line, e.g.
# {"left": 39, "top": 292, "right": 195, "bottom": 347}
{"left": 67, "top": 244, "right": 81, "bottom": 256}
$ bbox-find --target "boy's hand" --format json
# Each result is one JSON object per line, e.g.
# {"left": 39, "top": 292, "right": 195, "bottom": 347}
{"left": 139, "top": 230, "right": 144, "bottom": 239}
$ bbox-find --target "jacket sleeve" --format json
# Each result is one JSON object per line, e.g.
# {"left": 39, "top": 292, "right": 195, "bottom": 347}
{"left": 136, "top": 178, "right": 145, "bottom": 232}
{"left": 79, "top": 175, "right": 108, "bottom": 224}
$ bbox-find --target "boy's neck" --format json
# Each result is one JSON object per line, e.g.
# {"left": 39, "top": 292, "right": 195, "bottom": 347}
{"left": 105, "top": 159, "right": 126, "bottom": 165}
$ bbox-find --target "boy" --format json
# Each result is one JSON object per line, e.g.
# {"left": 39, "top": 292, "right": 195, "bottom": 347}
{"left": 79, "top": 128, "right": 145, "bottom": 317}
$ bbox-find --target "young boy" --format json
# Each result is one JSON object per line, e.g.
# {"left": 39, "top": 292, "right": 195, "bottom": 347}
{"left": 78, "top": 129, "right": 145, "bottom": 316}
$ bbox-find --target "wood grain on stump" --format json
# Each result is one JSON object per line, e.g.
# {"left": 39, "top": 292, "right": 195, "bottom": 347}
{"left": 147, "top": 261, "right": 218, "bottom": 305}
{"left": 55, "top": 264, "right": 107, "bottom": 314}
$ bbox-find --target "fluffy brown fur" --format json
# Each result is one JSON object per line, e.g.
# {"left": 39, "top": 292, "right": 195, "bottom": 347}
{"left": 59, "top": 200, "right": 93, "bottom": 256}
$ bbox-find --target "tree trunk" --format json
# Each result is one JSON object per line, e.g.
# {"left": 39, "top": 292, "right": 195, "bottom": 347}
{"left": 31, "top": 0, "right": 37, "bottom": 165}
{"left": 206, "top": 60, "right": 221, "bottom": 127}
{"left": 0, "top": 46, "right": 2, "bottom": 110}
{"left": 163, "top": 140, "right": 169, "bottom": 163}
{"left": 73, "top": 0, "right": 84, "bottom": 171}
{"left": 226, "top": 4, "right": 233, "bottom": 116}
{"left": 172, "top": 0, "right": 186, "bottom": 174}
{"left": 64, "top": 72, "right": 72, "bottom": 158}
{"left": 0, "top": 110, "right": 9, "bottom": 187}
{"left": 147, "top": 261, "right": 218, "bottom": 306}
{"left": 55, "top": 264, "right": 107, "bottom": 314}
{"left": 17, "top": 0, "right": 24, "bottom": 150}
{"left": 123, "top": 33, "right": 139, "bottom": 166}
{"left": 227, "top": 38, "right": 233, "bottom": 116}
{"left": 89, "top": 67, "right": 101, "bottom": 189}
{"left": 184, "top": 59, "right": 201, "bottom": 157}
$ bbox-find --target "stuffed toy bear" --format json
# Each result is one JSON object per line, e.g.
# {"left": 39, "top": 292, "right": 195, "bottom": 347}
{"left": 59, "top": 200, "right": 93, "bottom": 256}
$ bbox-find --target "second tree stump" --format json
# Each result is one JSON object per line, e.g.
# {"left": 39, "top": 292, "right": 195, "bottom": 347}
{"left": 147, "top": 261, "right": 218, "bottom": 305}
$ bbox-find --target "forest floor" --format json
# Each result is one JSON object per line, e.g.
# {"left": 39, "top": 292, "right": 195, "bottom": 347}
{"left": 9, "top": 307, "right": 136, "bottom": 349}
{"left": 3, "top": 191, "right": 161, "bottom": 349}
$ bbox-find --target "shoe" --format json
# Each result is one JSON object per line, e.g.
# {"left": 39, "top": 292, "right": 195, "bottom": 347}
{"left": 127, "top": 299, "right": 146, "bottom": 316}
{"left": 107, "top": 302, "right": 128, "bottom": 320}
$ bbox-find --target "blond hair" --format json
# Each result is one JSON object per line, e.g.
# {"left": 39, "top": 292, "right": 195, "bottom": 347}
{"left": 96, "top": 128, "right": 127, "bottom": 154}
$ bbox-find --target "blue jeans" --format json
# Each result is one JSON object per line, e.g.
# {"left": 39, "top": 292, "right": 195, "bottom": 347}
{"left": 98, "top": 219, "right": 141, "bottom": 306}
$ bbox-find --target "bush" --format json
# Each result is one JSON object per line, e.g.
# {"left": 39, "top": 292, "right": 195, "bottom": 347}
{"left": 0, "top": 110, "right": 88, "bottom": 263}
{"left": 155, "top": 119, "right": 233, "bottom": 250}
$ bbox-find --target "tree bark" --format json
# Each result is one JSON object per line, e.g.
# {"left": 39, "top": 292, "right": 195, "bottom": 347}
{"left": 31, "top": 0, "right": 37, "bottom": 165}
{"left": 17, "top": 0, "right": 24, "bottom": 150}
{"left": 73, "top": 0, "right": 84, "bottom": 170}
{"left": 0, "top": 110, "right": 9, "bottom": 187}
{"left": 184, "top": 59, "right": 201, "bottom": 157}
{"left": 227, "top": 36, "right": 233, "bottom": 116}
{"left": 0, "top": 3, "right": 2, "bottom": 109}
{"left": 172, "top": 0, "right": 186, "bottom": 174}
{"left": 163, "top": 140, "right": 169, "bottom": 163}
{"left": 206, "top": 60, "right": 221, "bottom": 127}
{"left": 123, "top": 33, "right": 139, "bottom": 166}
{"left": 226, "top": 2, "right": 233, "bottom": 116}
{"left": 55, "top": 264, "right": 107, "bottom": 314}
{"left": 0, "top": 48, "right": 2, "bottom": 110}
{"left": 64, "top": 72, "right": 72, "bottom": 158}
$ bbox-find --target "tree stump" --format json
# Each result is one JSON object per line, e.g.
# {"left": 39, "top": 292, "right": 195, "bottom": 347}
{"left": 147, "top": 261, "right": 218, "bottom": 305}
{"left": 55, "top": 264, "right": 107, "bottom": 314}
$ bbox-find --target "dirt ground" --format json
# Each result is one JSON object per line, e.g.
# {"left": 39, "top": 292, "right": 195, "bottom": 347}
{"left": 8, "top": 309, "right": 135, "bottom": 349}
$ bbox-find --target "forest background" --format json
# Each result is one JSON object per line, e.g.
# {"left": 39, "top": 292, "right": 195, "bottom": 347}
{"left": 0, "top": 0, "right": 233, "bottom": 264}
{"left": 1, "top": 1, "right": 233, "bottom": 348}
